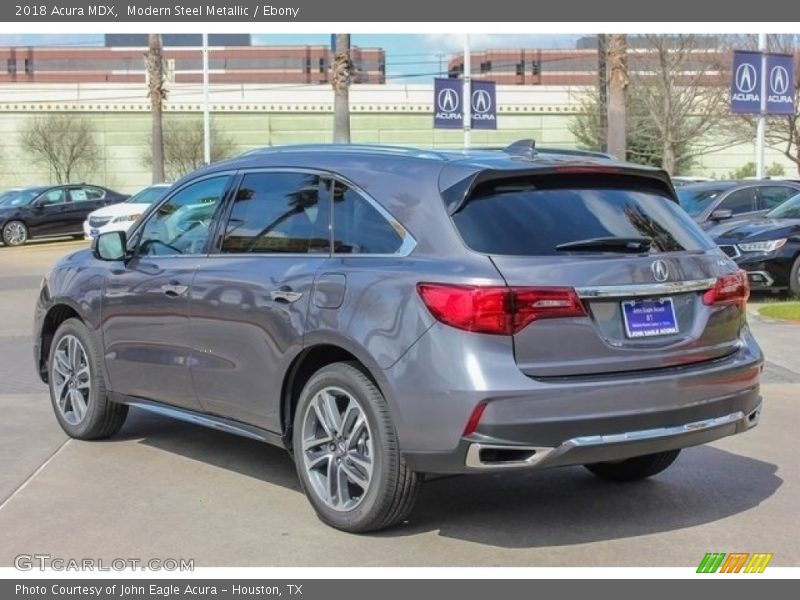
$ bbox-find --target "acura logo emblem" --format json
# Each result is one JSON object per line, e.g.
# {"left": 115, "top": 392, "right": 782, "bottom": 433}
{"left": 437, "top": 88, "right": 459, "bottom": 112}
{"left": 735, "top": 63, "right": 758, "bottom": 94}
{"left": 770, "top": 65, "right": 790, "bottom": 95}
{"left": 651, "top": 260, "right": 669, "bottom": 282}
{"left": 472, "top": 89, "right": 492, "bottom": 113}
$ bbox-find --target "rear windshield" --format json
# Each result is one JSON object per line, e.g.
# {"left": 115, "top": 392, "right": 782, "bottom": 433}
{"left": 453, "top": 180, "right": 714, "bottom": 256}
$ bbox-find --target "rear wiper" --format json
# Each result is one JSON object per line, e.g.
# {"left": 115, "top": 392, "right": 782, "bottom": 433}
{"left": 555, "top": 236, "right": 653, "bottom": 253}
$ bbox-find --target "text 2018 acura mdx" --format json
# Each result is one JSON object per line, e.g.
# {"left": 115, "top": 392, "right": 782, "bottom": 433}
{"left": 34, "top": 143, "right": 763, "bottom": 532}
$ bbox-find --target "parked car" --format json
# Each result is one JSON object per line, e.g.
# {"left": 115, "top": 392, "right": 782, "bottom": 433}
{"left": 713, "top": 192, "right": 800, "bottom": 295}
{"left": 671, "top": 176, "right": 713, "bottom": 187}
{"left": 34, "top": 143, "right": 763, "bottom": 532}
{"left": 0, "top": 188, "right": 23, "bottom": 204}
{"left": 0, "top": 184, "right": 128, "bottom": 246}
{"left": 676, "top": 180, "right": 800, "bottom": 229}
{"left": 83, "top": 183, "right": 170, "bottom": 240}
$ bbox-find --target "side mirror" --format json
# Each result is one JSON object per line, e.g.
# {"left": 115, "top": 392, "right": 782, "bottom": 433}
{"left": 92, "top": 230, "right": 128, "bottom": 261}
{"left": 31, "top": 199, "right": 45, "bottom": 210}
{"left": 710, "top": 209, "right": 733, "bottom": 221}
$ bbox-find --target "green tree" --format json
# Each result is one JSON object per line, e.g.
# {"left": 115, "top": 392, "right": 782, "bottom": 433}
{"left": 726, "top": 162, "right": 786, "bottom": 180}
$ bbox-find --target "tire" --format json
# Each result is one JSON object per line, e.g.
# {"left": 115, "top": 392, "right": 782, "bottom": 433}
{"left": 2, "top": 220, "right": 28, "bottom": 246}
{"left": 292, "top": 361, "right": 420, "bottom": 533}
{"left": 584, "top": 449, "right": 680, "bottom": 482}
{"left": 47, "top": 318, "right": 128, "bottom": 440}
{"left": 789, "top": 255, "right": 800, "bottom": 297}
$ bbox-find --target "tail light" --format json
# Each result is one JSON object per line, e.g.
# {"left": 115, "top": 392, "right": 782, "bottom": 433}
{"left": 703, "top": 270, "right": 750, "bottom": 307}
{"left": 416, "top": 283, "right": 586, "bottom": 335}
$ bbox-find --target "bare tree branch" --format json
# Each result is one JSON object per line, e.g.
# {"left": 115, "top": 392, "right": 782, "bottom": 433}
{"left": 18, "top": 114, "right": 102, "bottom": 184}
{"left": 141, "top": 117, "right": 237, "bottom": 181}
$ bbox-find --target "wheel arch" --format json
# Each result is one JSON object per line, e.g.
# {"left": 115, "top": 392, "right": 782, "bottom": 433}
{"left": 280, "top": 341, "right": 391, "bottom": 450}
{"left": 38, "top": 301, "right": 88, "bottom": 382}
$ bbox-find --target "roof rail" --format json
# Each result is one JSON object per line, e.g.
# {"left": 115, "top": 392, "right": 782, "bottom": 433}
{"left": 238, "top": 143, "right": 449, "bottom": 161}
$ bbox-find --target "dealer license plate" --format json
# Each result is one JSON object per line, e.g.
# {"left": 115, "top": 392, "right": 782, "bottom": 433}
{"left": 621, "top": 297, "right": 679, "bottom": 338}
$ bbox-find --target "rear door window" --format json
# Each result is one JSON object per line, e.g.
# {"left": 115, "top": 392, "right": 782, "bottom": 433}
{"left": 221, "top": 172, "right": 329, "bottom": 254}
{"left": 718, "top": 188, "right": 757, "bottom": 214}
{"left": 452, "top": 178, "right": 713, "bottom": 256}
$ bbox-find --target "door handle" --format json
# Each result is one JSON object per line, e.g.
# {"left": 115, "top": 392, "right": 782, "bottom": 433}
{"left": 162, "top": 282, "right": 188, "bottom": 298}
{"left": 270, "top": 286, "right": 303, "bottom": 304}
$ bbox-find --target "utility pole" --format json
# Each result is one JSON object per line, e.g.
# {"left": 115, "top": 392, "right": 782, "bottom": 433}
{"left": 597, "top": 34, "right": 608, "bottom": 152}
{"left": 607, "top": 33, "right": 628, "bottom": 161}
{"left": 202, "top": 33, "right": 210, "bottom": 165}
{"left": 463, "top": 34, "right": 471, "bottom": 149}
{"left": 147, "top": 33, "right": 166, "bottom": 183}
{"left": 756, "top": 33, "right": 767, "bottom": 179}
{"left": 332, "top": 34, "right": 351, "bottom": 143}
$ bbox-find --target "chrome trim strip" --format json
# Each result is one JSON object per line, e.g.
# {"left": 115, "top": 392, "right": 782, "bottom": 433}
{"left": 465, "top": 444, "right": 554, "bottom": 469}
{"left": 575, "top": 278, "right": 717, "bottom": 299}
{"left": 465, "top": 409, "right": 749, "bottom": 470}
{"left": 746, "top": 271, "right": 775, "bottom": 287}
{"left": 563, "top": 411, "right": 744, "bottom": 448}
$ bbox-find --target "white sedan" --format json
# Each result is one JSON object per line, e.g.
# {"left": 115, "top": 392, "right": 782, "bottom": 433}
{"left": 83, "top": 183, "right": 170, "bottom": 240}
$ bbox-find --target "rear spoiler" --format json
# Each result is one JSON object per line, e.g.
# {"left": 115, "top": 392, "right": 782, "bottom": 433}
{"left": 440, "top": 164, "right": 676, "bottom": 216}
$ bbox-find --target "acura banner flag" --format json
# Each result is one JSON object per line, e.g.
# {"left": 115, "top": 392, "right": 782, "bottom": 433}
{"left": 433, "top": 78, "right": 463, "bottom": 129}
{"left": 731, "top": 50, "right": 794, "bottom": 115}
{"left": 470, "top": 80, "right": 497, "bottom": 130}
{"left": 434, "top": 78, "right": 497, "bottom": 129}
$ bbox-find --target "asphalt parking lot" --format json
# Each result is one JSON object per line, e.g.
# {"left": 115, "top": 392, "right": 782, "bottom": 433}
{"left": 0, "top": 239, "right": 798, "bottom": 567}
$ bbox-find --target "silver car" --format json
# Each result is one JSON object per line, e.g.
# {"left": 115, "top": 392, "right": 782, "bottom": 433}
{"left": 34, "top": 143, "right": 763, "bottom": 532}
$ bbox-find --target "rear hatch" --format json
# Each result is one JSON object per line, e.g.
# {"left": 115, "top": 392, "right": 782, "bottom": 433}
{"left": 449, "top": 170, "right": 748, "bottom": 378}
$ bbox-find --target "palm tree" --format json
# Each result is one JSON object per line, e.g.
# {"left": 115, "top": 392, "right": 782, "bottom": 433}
{"left": 332, "top": 34, "right": 352, "bottom": 143}
{"left": 607, "top": 34, "right": 628, "bottom": 160}
{"left": 147, "top": 34, "right": 166, "bottom": 183}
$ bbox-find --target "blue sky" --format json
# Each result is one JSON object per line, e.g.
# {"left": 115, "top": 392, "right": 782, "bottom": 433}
{"left": 0, "top": 33, "right": 582, "bottom": 81}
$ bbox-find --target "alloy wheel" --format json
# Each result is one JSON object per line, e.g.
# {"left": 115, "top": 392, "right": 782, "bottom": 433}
{"left": 301, "top": 386, "right": 374, "bottom": 511}
{"left": 51, "top": 334, "right": 91, "bottom": 425}
{"left": 3, "top": 222, "right": 27, "bottom": 245}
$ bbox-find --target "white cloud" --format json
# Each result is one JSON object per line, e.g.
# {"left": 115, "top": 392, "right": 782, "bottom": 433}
{"left": 416, "top": 33, "right": 582, "bottom": 54}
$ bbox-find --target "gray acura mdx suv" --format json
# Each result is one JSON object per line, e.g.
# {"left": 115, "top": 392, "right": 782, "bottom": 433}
{"left": 34, "top": 142, "right": 763, "bottom": 532}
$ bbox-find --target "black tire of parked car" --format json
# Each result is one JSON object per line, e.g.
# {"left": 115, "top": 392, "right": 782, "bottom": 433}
{"left": 292, "top": 361, "right": 421, "bottom": 533}
{"left": 584, "top": 449, "right": 681, "bottom": 482}
{"left": 2, "top": 220, "right": 28, "bottom": 246}
{"left": 789, "top": 255, "right": 800, "bottom": 297}
{"left": 48, "top": 318, "right": 129, "bottom": 440}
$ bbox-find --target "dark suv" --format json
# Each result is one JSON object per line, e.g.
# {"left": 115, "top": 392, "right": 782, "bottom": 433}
{"left": 34, "top": 143, "right": 763, "bottom": 532}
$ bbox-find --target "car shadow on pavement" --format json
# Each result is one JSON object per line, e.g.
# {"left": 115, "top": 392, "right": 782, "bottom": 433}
{"left": 399, "top": 446, "right": 782, "bottom": 547}
{"left": 116, "top": 408, "right": 303, "bottom": 492}
{"left": 116, "top": 409, "right": 781, "bottom": 548}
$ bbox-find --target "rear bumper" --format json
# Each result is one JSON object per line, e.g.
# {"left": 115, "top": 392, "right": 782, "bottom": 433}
{"left": 384, "top": 321, "right": 764, "bottom": 475}
{"left": 404, "top": 391, "right": 761, "bottom": 473}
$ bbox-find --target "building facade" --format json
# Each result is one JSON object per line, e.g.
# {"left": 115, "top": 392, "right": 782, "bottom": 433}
{"left": 0, "top": 37, "right": 385, "bottom": 85}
